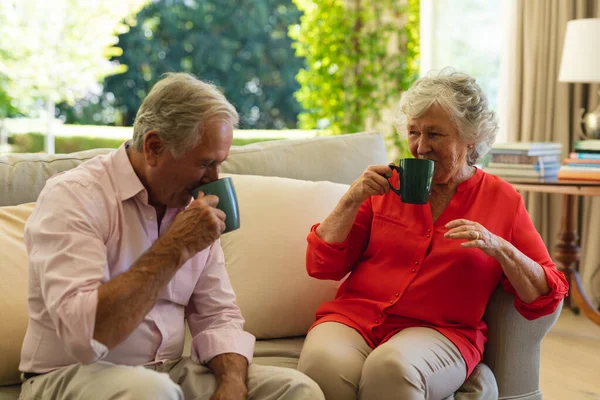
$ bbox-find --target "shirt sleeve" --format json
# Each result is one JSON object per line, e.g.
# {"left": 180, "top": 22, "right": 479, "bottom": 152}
{"left": 501, "top": 196, "right": 569, "bottom": 320}
{"left": 24, "top": 181, "right": 109, "bottom": 364}
{"left": 185, "top": 240, "right": 255, "bottom": 365}
{"left": 305, "top": 196, "right": 373, "bottom": 281}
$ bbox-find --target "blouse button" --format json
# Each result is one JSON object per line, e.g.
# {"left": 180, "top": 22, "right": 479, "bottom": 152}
{"left": 414, "top": 261, "right": 418, "bottom": 265}
{"left": 411, "top": 269, "right": 416, "bottom": 272}
{"left": 427, "top": 228, "right": 431, "bottom": 233}
{"left": 395, "top": 293, "right": 399, "bottom": 297}
{"left": 375, "top": 320, "right": 379, "bottom": 323}
{"left": 389, "top": 300, "right": 393, "bottom": 304}
{"left": 426, "top": 234, "right": 431, "bottom": 238}
{"left": 379, "top": 314, "right": 383, "bottom": 318}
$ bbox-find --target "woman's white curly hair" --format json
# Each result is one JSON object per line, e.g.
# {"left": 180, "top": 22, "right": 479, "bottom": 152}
{"left": 394, "top": 68, "right": 498, "bottom": 166}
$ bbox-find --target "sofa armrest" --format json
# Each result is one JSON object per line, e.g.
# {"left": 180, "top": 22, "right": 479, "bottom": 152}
{"left": 483, "top": 285, "right": 562, "bottom": 400}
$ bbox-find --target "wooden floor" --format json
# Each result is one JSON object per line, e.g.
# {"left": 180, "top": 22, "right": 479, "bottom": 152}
{"left": 540, "top": 309, "right": 600, "bottom": 400}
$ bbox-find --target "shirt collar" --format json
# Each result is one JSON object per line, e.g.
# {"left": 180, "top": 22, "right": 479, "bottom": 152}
{"left": 456, "top": 166, "right": 484, "bottom": 192}
{"left": 112, "top": 141, "right": 147, "bottom": 202}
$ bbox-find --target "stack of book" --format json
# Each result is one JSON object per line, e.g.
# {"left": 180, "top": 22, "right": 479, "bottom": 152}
{"left": 558, "top": 140, "right": 600, "bottom": 181}
{"left": 481, "top": 142, "right": 562, "bottom": 179}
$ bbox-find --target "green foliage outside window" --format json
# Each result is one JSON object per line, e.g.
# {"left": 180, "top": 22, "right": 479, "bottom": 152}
{"left": 96, "top": 0, "right": 304, "bottom": 130}
{"left": 289, "top": 0, "right": 419, "bottom": 155}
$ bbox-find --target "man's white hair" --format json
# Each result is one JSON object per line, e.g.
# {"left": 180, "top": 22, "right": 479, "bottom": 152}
{"left": 132, "top": 73, "right": 239, "bottom": 159}
{"left": 395, "top": 68, "right": 498, "bottom": 166}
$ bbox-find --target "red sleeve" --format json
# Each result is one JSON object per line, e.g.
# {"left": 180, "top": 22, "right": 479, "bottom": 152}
{"left": 305, "top": 196, "right": 373, "bottom": 281}
{"left": 501, "top": 196, "right": 569, "bottom": 320}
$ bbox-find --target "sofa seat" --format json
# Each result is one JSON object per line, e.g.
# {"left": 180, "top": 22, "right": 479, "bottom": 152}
{"left": 0, "top": 385, "right": 20, "bottom": 400}
{"left": 253, "top": 338, "right": 305, "bottom": 370}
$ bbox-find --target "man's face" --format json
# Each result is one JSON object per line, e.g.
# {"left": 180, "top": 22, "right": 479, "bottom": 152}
{"left": 146, "top": 119, "right": 234, "bottom": 209}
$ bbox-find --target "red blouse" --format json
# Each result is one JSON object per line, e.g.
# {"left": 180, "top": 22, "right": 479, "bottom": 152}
{"left": 306, "top": 168, "right": 568, "bottom": 378}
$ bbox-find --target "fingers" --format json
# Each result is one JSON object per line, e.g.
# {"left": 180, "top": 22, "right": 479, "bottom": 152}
{"left": 214, "top": 208, "right": 226, "bottom": 222}
{"left": 368, "top": 164, "right": 394, "bottom": 178}
{"left": 460, "top": 239, "right": 482, "bottom": 249}
{"left": 445, "top": 219, "right": 475, "bottom": 229}
{"left": 444, "top": 225, "right": 475, "bottom": 237}
{"left": 444, "top": 231, "right": 477, "bottom": 240}
{"left": 364, "top": 170, "right": 390, "bottom": 194}
{"left": 190, "top": 193, "right": 220, "bottom": 208}
{"left": 444, "top": 220, "right": 483, "bottom": 241}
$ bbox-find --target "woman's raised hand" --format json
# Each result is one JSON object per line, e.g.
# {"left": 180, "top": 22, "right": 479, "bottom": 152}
{"left": 444, "top": 219, "right": 507, "bottom": 259}
{"left": 345, "top": 164, "right": 394, "bottom": 205}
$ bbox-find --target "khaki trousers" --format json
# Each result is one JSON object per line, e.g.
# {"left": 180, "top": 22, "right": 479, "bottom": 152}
{"left": 19, "top": 357, "right": 324, "bottom": 400}
{"left": 297, "top": 322, "right": 468, "bottom": 400}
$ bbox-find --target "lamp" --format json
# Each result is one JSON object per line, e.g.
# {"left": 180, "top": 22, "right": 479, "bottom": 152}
{"left": 558, "top": 18, "right": 600, "bottom": 140}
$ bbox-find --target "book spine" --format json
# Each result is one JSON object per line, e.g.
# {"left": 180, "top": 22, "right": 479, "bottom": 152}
{"left": 569, "top": 152, "right": 600, "bottom": 160}
{"left": 565, "top": 162, "right": 600, "bottom": 168}
{"left": 490, "top": 154, "right": 560, "bottom": 164}
{"left": 574, "top": 140, "right": 600, "bottom": 151}
{"left": 558, "top": 170, "right": 600, "bottom": 180}
{"left": 487, "top": 162, "right": 561, "bottom": 170}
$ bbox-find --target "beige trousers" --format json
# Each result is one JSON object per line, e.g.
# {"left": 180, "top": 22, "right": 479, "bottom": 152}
{"left": 19, "top": 357, "right": 324, "bottom": 400}
{"left": 297, "top": 322, "right": 468, "bottom": 400}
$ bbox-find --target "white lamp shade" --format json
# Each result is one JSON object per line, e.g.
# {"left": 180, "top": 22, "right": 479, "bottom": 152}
{"left": 558, "top": 18, "right": 600, "bottom": 83}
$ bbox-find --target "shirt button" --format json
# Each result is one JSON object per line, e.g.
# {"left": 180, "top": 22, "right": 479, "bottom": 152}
{"left": 427, "top": 228, "right": 431, "bottom": 233}
{"left": 147, "top": 215, "right": 154, "bottom": 220}
{"left": 375, "top": 320, "right": 379, "bottom": 323}
{"left": 378, "top": 314, "right": 383, "bottom": 318}
{"left": 412, "top": 269, "right": 416, "bottom": 272}
{"left": 389, "top": 300, "right": 393, "bottom": 304}
{"left": 395, "top": 293, "right": 399, "bottom": 297}
{"left": 414, "top": 261, "right": 419, "bottom": 265}
{"left": 426, "top": 234, "right": 431, "bottom": 238}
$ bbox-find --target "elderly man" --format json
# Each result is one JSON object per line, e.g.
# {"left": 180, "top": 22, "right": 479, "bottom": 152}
{"left": 18, "top": 73, "right": 324, "bottom": 400}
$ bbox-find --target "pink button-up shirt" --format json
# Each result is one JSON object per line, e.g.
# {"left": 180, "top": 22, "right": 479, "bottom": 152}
{"left": 19, "top": 143, "right": 255, "bottom": 373}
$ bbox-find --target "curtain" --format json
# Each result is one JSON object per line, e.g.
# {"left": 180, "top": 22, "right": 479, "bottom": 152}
{"left": 504, "top": 0, "right": 600, "bottom": 307}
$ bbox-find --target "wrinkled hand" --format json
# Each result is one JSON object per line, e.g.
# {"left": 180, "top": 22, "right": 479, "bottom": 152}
{"left": 346, "top": 164, "right": 393, "bottom": 205}
{"left": 210, "top": 377, "right": 248, "bottom": 400}
{"left": 166, "top": 192, "right": 226, "bottom": 262}
{"left": 444, "top": 219, "right": 507, "bottom": 258}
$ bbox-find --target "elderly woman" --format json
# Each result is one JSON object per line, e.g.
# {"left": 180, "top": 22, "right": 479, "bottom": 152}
{"left": 297, "top": 71, "right": 568, "bottom": 400}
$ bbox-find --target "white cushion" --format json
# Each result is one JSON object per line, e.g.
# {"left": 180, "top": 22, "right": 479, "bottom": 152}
{"left": 221, "top": 132, "right": 388, "bottom": 185}
{"left": 220, "top": 173, "right": 349, "bottom": 339}
{"left": 0, "top": 202, "right": 36, "bottom": 385}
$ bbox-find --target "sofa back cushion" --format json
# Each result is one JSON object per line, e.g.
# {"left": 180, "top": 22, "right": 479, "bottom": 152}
{"left": 0, "top": 203, "right": 36, "bottom": 385}
{"left": 221, "top": 132, "right": 388, "bottom": 185}
{"left": 0, "top": 132, "right": 388, "bottom": 206}
{"left": 220, "top": 173, "right": 349, "bottom": 339}
{"left": 0, "top": 149, "right": 112, "bottom": 207}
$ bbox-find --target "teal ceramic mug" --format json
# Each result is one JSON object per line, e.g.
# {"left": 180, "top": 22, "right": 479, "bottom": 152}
{"left": 388, "top": 158, "right": 435, "bottom": 204}
{"left": 189, "top": 177, "right": 240, "bottom": 233}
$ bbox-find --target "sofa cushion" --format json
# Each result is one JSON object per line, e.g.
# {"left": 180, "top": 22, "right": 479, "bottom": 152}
{"left": 0, "top": 133, "right": 388, "bottom": 207}
{"left": 220, "top": 173, "right": 349, "bottom": 339}
{"left": 220, "top": 132, "right": 388, "bottom": 185}
{"left": 252, "top": 337, "right": 305, "bottom": 370}
{"left": 0, "top": 149, "right": 112, "bottom": 207}
{"left": 0, "top": 203, "right": 36, "bottom": 386}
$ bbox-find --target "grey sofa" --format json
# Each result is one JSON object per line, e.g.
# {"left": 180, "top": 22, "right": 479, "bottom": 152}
{"left": 0, "top": 132, "right": 561, "bottom": 399}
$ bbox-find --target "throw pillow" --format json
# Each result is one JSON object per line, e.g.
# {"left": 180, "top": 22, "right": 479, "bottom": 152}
{"left": 220, "top": 173, "right": 349, "bottom": 339}
{"left": 0, "top": 202, "right": 36, "bottom": 386}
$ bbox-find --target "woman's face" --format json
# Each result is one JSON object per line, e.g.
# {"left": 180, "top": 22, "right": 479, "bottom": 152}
{"left": 406, "top": 103, "right": 474, "bottom": 184}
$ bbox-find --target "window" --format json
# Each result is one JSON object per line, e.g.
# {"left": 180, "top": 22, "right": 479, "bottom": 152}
{"left": 420, "top": 0, "right": 510, "bottom": 142}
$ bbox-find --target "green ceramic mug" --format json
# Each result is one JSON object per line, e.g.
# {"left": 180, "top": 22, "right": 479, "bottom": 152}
{"left": 190, "top": 177, "right": 240, "bottom": 233}
{"left": 388, "top": 158, "right": 435, "bottom": 204}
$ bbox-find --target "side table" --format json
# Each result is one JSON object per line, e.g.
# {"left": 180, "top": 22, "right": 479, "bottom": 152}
{"left": 506, "top": 177, "right": 600, "bottom": 326}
